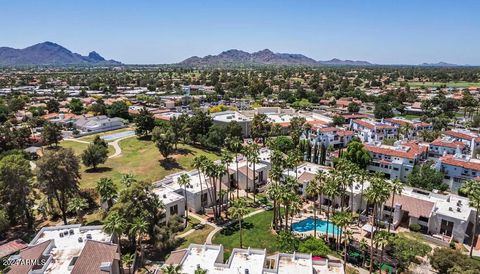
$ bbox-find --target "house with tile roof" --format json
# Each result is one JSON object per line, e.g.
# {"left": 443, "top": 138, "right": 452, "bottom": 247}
{"left": 5, "top": 224, "right": 120, "bottom": 274}
{"left": 435, "top": 154, "right": 480, "bottom": 191}
{"left": 303, "top": 126, "right": 354, "bottom": 152}
{"left": 429, "top": 137, "right": 467, "bottom": 157}
{"left": 350, "top": 119, "right": 398, "bottom": 143}
{"left": 364, "top": 141, "right": 428, "bottom": 182}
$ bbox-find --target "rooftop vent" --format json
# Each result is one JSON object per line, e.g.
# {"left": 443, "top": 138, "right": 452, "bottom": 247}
{"left": 59, "top": 232, "right": 64, "bottom": 238}
{"left": 457, "top": 207, "right": 461, "bottom": 212}
{"left": 100, "top": 262, "right": 112, "bottom": 272}
{"left": 78, "top": 237, "right": 83, "bottom": 243}
{"left": 449, "top": 207, "right": 453, "bottom": 211}
{"left": 163, "top": 194, "right": 167, "bottom": 198}
{"left": 86, "top": 234, "right": 92, "bottom": 240}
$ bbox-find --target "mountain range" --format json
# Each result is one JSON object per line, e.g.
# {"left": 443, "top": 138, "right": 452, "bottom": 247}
{"left": 0, "top": 42, "right": 121, "bottom": 66}
{"left": 180, "top": 49, "right": 373, "bottom": 66}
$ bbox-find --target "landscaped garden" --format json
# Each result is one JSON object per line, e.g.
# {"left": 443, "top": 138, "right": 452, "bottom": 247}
{"left": 212, "top": 210, "right": 278, "bottom": 257}
{"left": 59, "top": 134, "right": 221, "bottom": 189}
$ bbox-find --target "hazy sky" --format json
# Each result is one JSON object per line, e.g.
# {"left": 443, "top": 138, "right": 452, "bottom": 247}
{"left": 1, "top": 0, "right": 479, "bottom": 65}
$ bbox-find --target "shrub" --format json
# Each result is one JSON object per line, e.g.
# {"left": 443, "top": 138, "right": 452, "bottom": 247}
{"left": 409, "top": 223, "right": 421, "bottom": 232}
{"left": 298, "top": 237, "right": 330, "bottom": 257}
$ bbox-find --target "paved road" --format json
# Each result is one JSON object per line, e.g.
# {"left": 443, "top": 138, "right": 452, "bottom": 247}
{"left": 64, "top": 135, "right": 134, "bottom": 158}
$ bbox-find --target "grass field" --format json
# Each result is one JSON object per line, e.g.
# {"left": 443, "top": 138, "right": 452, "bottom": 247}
{"left": 177, "top": 224, "right": 215, "bottom": 249}
{"left": 61, "top": 137, "right": 220, "bottom": 189}
{"left": 398, "top": 114, "right": 423, "bottom": 120}
{"left": 393, "top": 81, "right": 480, "bottom": 88}
{"left": 212, "top": 211, "right": 278, "bottom": 258}
{"left": 59, "top": 140, "right": 115, "bottom": 156}
{"left": 78, "top": 128, "right": 134, "bottom": 142}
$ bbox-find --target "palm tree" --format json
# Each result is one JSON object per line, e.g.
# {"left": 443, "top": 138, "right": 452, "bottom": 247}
{"left": 96, "top": 177, "right": 118, "bottom": 211}
{"left": 305, "top": 177, "right": 322, "bottom": 238}
{"left": 359, "top": 238, "right": 369, "bottom": 267}
{"left": 248, "top": 143, "right": 260, "bottom": 203}
{"left": 279, "top": 177, "right": 298, "bottom": 231}
{"left": 129, "top": 217, "right": 148, "bottom": 266}
{"left": 324, "top": 173, "right": 341, "bottom": 242}
{"left": 103, "top": 211, "right": 126, "bottom": 251}
{"left": 243, "top": 146, "right": 251, "bottom": 199}
{"left": 357, "top": 169, "right": 369, "bottom": 223}
{"left": 192, "top": 155, "right": 208, "bottom": 212}
{"left": 364, "top": 174, "right": 390, "bottom": 274}
{"left": 221, "top": 150, "right": 234, "bottom": 206}
{"left": 228, "top": 199, "right": 249, "bottom": 248}
{"left": 121, "top": 253, "right": 135, "bottom": 274}
{"left": 399, "top": 123, "right": 413, "bottom": 139}
{"left": 178, "top": 173, "right": 192, "bottom": 220}
{"left": 227, "top": 137, "right": 243, "bottom": 199}
{"left": 374, "top": 230, "right": 391, "bottom": 270}
{"left": 67, "top": 197, "right": 89, "bottom": 223}
{"left": 463, "top": 180, "right": 480, "bottom": 257}
{"left": 161, "top": 264, "right": 182, "bottom": 274}
{"left": 120, "top": 173, "right": 136, "bottom": 187}
{"left": 387, "top": 179, "right": 403, "bottom": 233}
{"left": 267, "top": 166, "right": 283, "bottom": 230}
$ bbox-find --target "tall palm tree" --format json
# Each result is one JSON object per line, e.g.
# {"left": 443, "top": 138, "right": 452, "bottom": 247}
{"left": 374, "top": 230, "right": 391, "bottom": 270}
{"left": 463, "top": 180, "right": 480, "bottom": 257}
{"left": 243, "top": 146, "right": 251, "bottom": 199}
{"left": 279, "top": 177, "right": 298, "bottom": 231}
{"left": 67, "top": 197, "right": 88, "bottom": 223}
{"left": 387, "top": 179, "right": 404, "bottom": 233}
{"left": 324, "top": 173, "right": 341, "bottom": 242}
{"left": 192, "top": 155, "right": 208, "bottom": 212}
{"left": 267, "top": 165, "right": 283, "bottom": 230}
{"left": 178, "top": 174, "right": 192, "bottom": 220}
{"left": 305, "top": 177, "right": 322, "bottom": 238}
{"left": 365, "top": 174, "right": 390, "bottom": 274}
{"left": 248, "top": 143, "right": 260, "bottom": 203}
{"left": 103, "top": 211, "right": 126, "bottom": 251}
{"left": 359, "top": 238, "right": 369, "bottom": 267}
{"left": 221, "top": 151, "right": 234, "bottom": 205}
{"left": 228, "top": 198, "right": 249, "bottom": 248}
{"left": 96, "top": 177, "right": 118, "bottom": 211}
{"left": 120, "top": 173, "right": 137, "bottom": 188}
{"left": 129, "top": 216, "right": 148, "bottom": 266}
{"left": 227, "top": 137, "right": 243, "bottom": 199}
{"left": 357, "top": 169, "right": 369, "bottom": 223}
{"left": 161, "top": 264, "right": 182, "bottom": 274}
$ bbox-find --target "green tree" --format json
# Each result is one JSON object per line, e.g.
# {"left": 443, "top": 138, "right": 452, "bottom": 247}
{"left": 387, "top": 180, "right": 403, "bottom": 233}
{"left": 289, "top": 116, "right": 306, "bottom": 148}
{"left": 81, "top": 143, "right": 108, "bottom": 170}
{"left": 374, "top": 102, "right": 394, "bottom": 119}
{"left": 462, "top": 180, "right": 480, "bottom": 257}
{"left": 347, "top": 102, "right": 360, "bottom": 113}
{"left": 129, "top": 216, "right": 149, "bottom": 265}
{"left": 228, "top": 198, "right": 249, "bottom": 248}
{"left": 120, "top": 173, "right": 137, "bottom": 188}
{"left": 0, "top": 153, "right": 33, "bottom": 228}
{"left": 430, "top": 247, "right": 480, "bottom": 274}
{"left": 276, "top": 230, "right": 300, "bottom": 253}
{"left": 96, "top": 177, "right": 118, "bottom": 210}
{"left": 152, "top": 127, "right": 175, "bottom": 159}
{"left": 178, "top": 174, "right": 192, "bottom": 220}
{"left": 407, "top": 162, "right": 447, "bottom": 191}
{"left": 298, "top": 237, "right": 330, "bottom": 257}
{"left": 161, "top": 264, "right": 182, "bottom": 274}
{"left": 42, "top": 122, "right": 63, "bottom": 147}
{"left": 104, "top": 211, "right": 127, "bottom": 249}
{"left": 342, "top": 141, "right": 371, "bottom": 169}
{"left": 107, "top": 101, "right": 130, "bottom": 119}
{"left": 391, "top": 234, "right": 431, "bottom": 271}
{"left": 46, "top": 99, "right": 60, "bottom": 113}
{"left": 68, "top": 98, "right": 84, "bottom": 114}
{"left": 67, "top": 196, "right": 89, "bottom": 223}
{"left": 251, "top": 113, "right": 271, "bottom": 145}
{"left": 134, "top": 107, "right": 155, "bottom": 137}
{"left": 37, "top": 148, "right": 81, "bottom": 224}
{"left": 331, "top": 115, "right": 346, "bottom": 126}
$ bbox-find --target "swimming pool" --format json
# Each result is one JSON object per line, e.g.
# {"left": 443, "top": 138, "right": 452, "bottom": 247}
{"left": 292, "top": 217, "right": 342, "bottom": 236}
{"left": 101, "top": 130, "right": 135, "bottom": 141}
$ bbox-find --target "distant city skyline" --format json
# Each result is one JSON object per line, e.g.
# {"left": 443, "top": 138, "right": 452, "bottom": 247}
{"left": 1, "top": 0, "right": 479, "bottom": 65}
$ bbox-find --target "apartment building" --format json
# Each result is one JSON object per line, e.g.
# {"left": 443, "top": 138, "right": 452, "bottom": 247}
{"left": 443, "top": 129, "right": 480, "bottom": 157}
{"left": 428, "top": 137, "right": 467, "bottom": 158}
{"left": 304, "top": 126, "right": 354, "bottom": 150}
{"left": 6, "top": 224, "right": 120, "bottom": 274}
{"left": 384, "top": 118, "right": 432, "bottom": 138}
{"left": 436, "top": 154, "right": 480, "bottom": 191}
{"left": 364, "top": 141, "right": 428, "bottom": 181}
{"left": 164, "top": 243, "right": 344, "bottom": 274}
{"left": 282, "top": 162, "right": 332, "bottom": 196}
{"left": 350, "top": 119, "right": 398, "bottom": 143}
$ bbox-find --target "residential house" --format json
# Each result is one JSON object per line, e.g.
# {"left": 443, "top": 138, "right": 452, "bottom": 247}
{"left": 350, "top": 119, "right": 398, "bottom": 143}
{"left": 429, "top": 138, "right": 467, "bottom": 158}
{"left": 436, "top": 154, "right": 480, "bottom": 191}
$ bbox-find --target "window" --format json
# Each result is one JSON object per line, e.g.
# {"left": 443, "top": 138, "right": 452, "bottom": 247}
{"left": 419, "top": 216, "right": 429, "bottom": 222}
{"left": 170, "top": 205, "right": 178, "bottom": 215}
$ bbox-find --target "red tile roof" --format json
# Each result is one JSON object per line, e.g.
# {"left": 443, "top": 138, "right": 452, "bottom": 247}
{"left": 386, "top": 194, "right": 434, "bottom": 218}
{"left": 444, "top": 130, "right": 477, "bottom": 141}
{"left": 365, "top": 142, "right": 424, "bottom": 160}
{"left": 71, "top": 240, "right": 119, "bottom": 274}
{"left": 0, "top": 239, "right": 28, "bottom": 258}
{"left": 440, "top": 155, "right": 480, "bottom": 171}
{"left": 431, "top": 139, "right": 466, "bottom": 149}
{"left": 298, "top": 172, "right": 316, "bottom": 183}
{"left": 353, "top": 119, "right": 395, "bottom": 130}
{"left": 7, "top": 240, "right": 52, "bottom": 274}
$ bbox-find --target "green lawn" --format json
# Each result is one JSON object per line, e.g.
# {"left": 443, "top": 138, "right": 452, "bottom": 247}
{"left": 68, "top": 137, "right": 220, "bottom": 189}
{"left": 59, "top": 140, "right": 115, "bottom": 156}
{"left": 212, "top": 211, "right": 278, "bottom": 257}
{"left": 177, "top": 224, "right": 215, "bottom": 249}
{"left": 398, "top": 114, "right": 423, "bottom": 120}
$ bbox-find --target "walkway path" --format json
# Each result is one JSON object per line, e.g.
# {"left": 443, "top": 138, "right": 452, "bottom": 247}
{"left": 176, "top": 213, "right": 213, "bottom": 239}
{"left": 64, "top": 135, "right": 134, "bottom": 158}
{"left": 205, "top": 208, "right": 265, "bottom": 244}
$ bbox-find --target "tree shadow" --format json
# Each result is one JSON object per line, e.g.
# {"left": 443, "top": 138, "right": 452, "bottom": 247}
{"left": 220, "top": 221, "right": 254, "bottom": 236}
{"left": 85, "top": 167, "right": 112, "bottom": 173}
{"left": 159, "top": 158, "right": 183, "bottom": 170}
{"left": 85, "top": 220, "right": 103, "bottom": 226}
{"left": 175, "top": 148, "right": 194, "bottom": 156}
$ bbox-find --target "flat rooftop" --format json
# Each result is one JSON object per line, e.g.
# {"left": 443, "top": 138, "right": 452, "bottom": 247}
{"left": 277, "top": 254, "right": 312, "bottom": 274}
{"left": 151, "top": 185, "right": 185, "bottom": 205}
{"left": 31, "top": 225, "right": 111, "bottom": 274}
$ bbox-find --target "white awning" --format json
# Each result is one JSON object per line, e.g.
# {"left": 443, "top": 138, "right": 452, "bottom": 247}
{"left": 362, "top": 224, "right": 377, "bottom": 233}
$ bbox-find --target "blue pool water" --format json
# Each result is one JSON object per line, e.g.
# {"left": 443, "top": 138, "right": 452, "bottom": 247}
{"left": 292, "top": 217, "right": 342, "bottom": 236}
{"left": 101, "top": 130, "right": 135, "bottom": 141}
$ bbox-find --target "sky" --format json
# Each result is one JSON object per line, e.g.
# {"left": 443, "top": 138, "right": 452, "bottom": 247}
{"left": 1, "top": 0, "right": 479, "bottom": 65}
